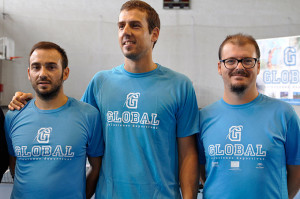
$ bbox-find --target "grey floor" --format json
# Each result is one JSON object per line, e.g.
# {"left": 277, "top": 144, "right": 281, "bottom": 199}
{"left": 0, "top": 168, "right": 203, "bottom": 199}
{"left": 0, "top": 184, "right": 11, "bottom": 199}
{"left": 1, "top": 184, "right": 300, "bottom": 199}
{"left": 0, "top": 184, "right": 203, "bottom": 199}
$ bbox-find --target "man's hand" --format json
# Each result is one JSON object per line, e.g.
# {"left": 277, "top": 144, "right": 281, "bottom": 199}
{"left": 8, "top": 92, "right": 33, "bottom": 111}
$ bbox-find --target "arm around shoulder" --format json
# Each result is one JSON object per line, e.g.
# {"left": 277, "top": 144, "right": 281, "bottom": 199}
{"left": 8, "top": 92, "right": 33, "bottom": 111}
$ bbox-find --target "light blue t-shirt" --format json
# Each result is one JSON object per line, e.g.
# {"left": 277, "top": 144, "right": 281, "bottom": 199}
{"left": 5, "top": 97, "right": 104, "bottom": 199}
{"left": 82, "top": 64, "right": 200, "bottom": 199}
{"left": 198, "top": 94, "right": 300, "bottom": 199}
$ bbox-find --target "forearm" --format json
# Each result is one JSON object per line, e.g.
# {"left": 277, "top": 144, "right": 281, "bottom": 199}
{"left": 179, "top": 153, "right": 199, "bottom": 199}
{"left": 287, "top": 165, "right": 300, "bottom": 199}
{"left": 0, "top": 112, "right": 8, "bottom": 177}
{"left": 288, "top": 179, "right": 300, "bottom": 199}
{"left": 288, "top": 175, "right": 300, "bottom": 198}
{"left": 288, "top": 184, "right": 299, "bottom": 199}
{"left": 199, "top": 164, "right": 206, "bottom": 185}
{"left": 0, "top": 145, "right": 9, "bottom": 177}
{"left": 86, "top": 168, "right": 99, "bottom": 199}
{"left": 86, "top": 156, "right": 102, "bottom": 199}
{"left": 178, "top": 135, "right": 199, "bottom": 199}
{"left": 9, "top": 156, "right": 16, "bottom": 179}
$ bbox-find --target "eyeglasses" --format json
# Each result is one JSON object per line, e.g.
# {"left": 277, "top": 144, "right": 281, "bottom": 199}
{"left": 220, "top": 58, "right": 258, "bottom": 69}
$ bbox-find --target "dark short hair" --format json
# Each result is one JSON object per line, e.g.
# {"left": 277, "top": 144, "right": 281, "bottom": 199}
{"left": 120, "top": 0, "right": 160, "bottom": 47}
{"left": 218, "top": 33, "right": 260, "bottom": 60}
{"left": 29, "top": 41, "right": 68, "bottom": 69}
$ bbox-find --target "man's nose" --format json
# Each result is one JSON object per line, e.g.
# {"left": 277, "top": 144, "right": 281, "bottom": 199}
{"left": 123, "top": 24, "right": 132, "bottom": 35}
{"left": 236, "top": 60, "right": 244, "bottom": 70}
{"left": 39, "top": 66, "right": 48, "bottom": 77}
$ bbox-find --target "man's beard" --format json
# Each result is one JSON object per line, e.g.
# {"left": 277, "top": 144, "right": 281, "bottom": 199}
{"left": 35, "top": 83, "right": 62, "bottom": 101}
{"left": 229, "top": 69, "right": 249, "bottom": 95}
{"left": 32, "top": 74, "right": 63, "bottom": 101}
{"left": 230, "top": 84, "right": 247, "bottom": 95}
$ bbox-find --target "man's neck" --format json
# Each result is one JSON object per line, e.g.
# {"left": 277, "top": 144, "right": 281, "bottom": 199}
{"left": 35, "top": 91, "right": 68, "bottom": 110}
{"left": 223, "top": 88, "right": 259, "bottom": 105}
{"left": 124, "top": 57, "right": 157, "bottom": 73}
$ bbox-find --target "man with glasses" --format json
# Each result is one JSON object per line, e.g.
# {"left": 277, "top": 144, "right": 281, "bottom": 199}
{"left": 198, "top": 33, "right": 300, "bottom": 198}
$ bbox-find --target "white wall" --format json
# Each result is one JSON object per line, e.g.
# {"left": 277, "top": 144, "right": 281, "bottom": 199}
{"left": 0, "top": 0, "right": 300, "bottom": 115}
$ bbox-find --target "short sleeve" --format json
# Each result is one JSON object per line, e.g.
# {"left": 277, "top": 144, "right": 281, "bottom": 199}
{"left": 176, "top": 79, "right": 200, "bottom": 137}
{"left": 81, "top": 76, "right": 99, "bottom": 110}
{"left": 197, "top": 136, "right": 206, "bottom": 165}
{"left": 86, "top": 109, "right": 104, "bottom": 157}
{"left": 285, "top": 108, "right": 300, "bottom": 165}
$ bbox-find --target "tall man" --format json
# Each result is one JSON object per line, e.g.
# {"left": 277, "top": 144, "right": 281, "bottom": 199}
{"left": 5, "top": 42, "right": 104, "bottom": 199}
{"left": 198, "top": 33, "right": 300, "bottom": 199}
{"left": 83, "top": 1, "right": 199, "bottom": 198}
{"left": 9, "top": 1, "right": 200, "bottom": 198}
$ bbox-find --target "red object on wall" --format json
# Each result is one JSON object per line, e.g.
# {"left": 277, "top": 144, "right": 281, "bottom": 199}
{"left": 0, "top": 84, "right": 3, "bottom": 92}
{"left": 10, "top": 56, "right": 23, "bottom": 61}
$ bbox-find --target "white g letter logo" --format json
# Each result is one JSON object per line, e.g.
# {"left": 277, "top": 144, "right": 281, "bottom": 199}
{"left": 36, "top": 127, "right": 52, "bottom": 143}
{"left": 125, "top": 93, "right": 140, "bottom": 109}
{"left": 227, "top": 125, "right": 243, "bottom": 142}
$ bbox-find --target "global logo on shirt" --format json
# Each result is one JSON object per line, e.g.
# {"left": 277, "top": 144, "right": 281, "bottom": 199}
{"left": 107, "top": 92, "right": 160, "bottom": 128}
{"left": 124, "top": 93, "right": 140, "bottom": 109}
{"left": 226, "top": 125, "right": 243, "bottom": 142}
{"left": 208, "top": 125, "right": 266, "bottom": 158}
{"left": 14, "top": 127, "right": 75, "bottom": 160}
{"left": 35, "top": 127, "right": 52, "bottom": 143}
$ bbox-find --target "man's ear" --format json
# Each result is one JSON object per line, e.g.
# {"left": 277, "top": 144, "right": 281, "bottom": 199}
{"left": 218, "top": 62, "right": 222, "bottom": 76}
{"left": 27, "top": 67, "right": 30, "bottom": 80}
{"left": 63, "top": 67, "right": 70, "bottom": 81}
{"left": 151, "top": 27, "right": 159, "bottom": 44}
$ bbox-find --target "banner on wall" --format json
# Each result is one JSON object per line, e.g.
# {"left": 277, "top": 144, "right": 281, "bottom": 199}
{"left": 256, "top": 35, "right": 300, "bottom": 105}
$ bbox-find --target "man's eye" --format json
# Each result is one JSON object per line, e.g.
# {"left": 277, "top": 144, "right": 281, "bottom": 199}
{"left": 225, "top": 59, "right": 236, "bottom": 65}
{"left": 131, "top": 23, "right": 141, "bottom": 28}
{"left": 31, "top": 65, "right": 39, "bottom": 70}
{"left": 46, "top": 64, "right": 57, "bottom": 70}
{"left": 243, "top": 59, "right": 254, "bottom": 64}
